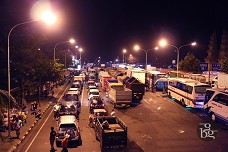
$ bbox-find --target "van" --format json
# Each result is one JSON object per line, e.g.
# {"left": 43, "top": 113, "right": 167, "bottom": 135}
{"left": 204, "top": 88, "right": 228, "bottom": 123}
{"left": 56, "top": 115, "right": 81, "bottom": 147}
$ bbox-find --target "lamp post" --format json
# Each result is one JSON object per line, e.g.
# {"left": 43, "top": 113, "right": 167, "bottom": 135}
{"left": 134, "top": 45, "right": 158, "bottom": 69}
{"left": 159, "top": 39, "right": 196, "bottom": 77}
{"left": 122, "top": 49, "right": 127, "bottom": 63}
{"left": 7, "top": 12, "right": 56, "bottom": 137}
{"left": 79, "top": 48, "right": 83, "bottom": 68}
{"left": 53, "top": 39, "right": 75, "bottom": 61}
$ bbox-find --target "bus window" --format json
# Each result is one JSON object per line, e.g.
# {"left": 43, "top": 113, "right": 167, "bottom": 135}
{"left": 187, "top": 86, "right": 193, "bottom": 94}
{"left": 204, "top": 90, "right": 215, "bottom": 104}
{"left": 195, "top": 86, "right": 210, "bottom": 94}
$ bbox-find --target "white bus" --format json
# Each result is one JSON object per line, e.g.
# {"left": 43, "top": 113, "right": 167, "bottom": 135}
{"left": 168, "top": 78, "right": 211, "bottom": 108}
{"left": 204, "top": 88, "right": 228, "bottom": 123}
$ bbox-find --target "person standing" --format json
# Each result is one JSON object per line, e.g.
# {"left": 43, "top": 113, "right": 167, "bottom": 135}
{"left": 14, "top": 118, "right": 22, "bottom": 139}
{"left": 61, "top": 134, "right": 69, "bottom": 152}
{"left": 53, "top": 104, "right": 60, "bottom": 119}
{"left": 111, "top": 109, "right": 115, "bottom": 117}
{"left": 49, "top": 127, "right": 56, "bottom": 151}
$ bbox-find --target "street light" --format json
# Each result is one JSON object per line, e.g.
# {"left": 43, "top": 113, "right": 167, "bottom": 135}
{"left": 134, "top": 44, "right": 159, "bottom": 69}
{"left": 159, "top": 39, "right": 197, "bottom": 77}
{"left": 7, "top": 12, "right": 56, "bottom": 137}
{"left": 122, "top": 49, "right": 127, "bottom": 63}
{"left": 79, "top": 48, "right": 83, "bottom": 68}
{"left": 53, "top": 38, "right": 75, "bottom": 61}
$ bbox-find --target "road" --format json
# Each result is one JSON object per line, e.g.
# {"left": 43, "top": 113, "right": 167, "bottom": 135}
{"left": 16, "top": 83, "right": 228, "bottom": 152}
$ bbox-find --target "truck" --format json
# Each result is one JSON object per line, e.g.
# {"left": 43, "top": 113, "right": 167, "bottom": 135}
{"left": 100, "top": 75, "right": 112, "bottom": 90}
{"left": 94, "top": 116, "right": 127, "bottom": 151}
{"left": 125, "top": 77, "right": 145, "bottom": 101}
{"left": 108, "top": 83, "right": 132, "bottom": 108}
{"left": 215, "top": 72, "right": 228, "bottom": 89}
{"left": 127, "top": 68, "right": 146, "bottom": 84}
{"left": 104, "top": 79, "right": 118, "bottom": 92}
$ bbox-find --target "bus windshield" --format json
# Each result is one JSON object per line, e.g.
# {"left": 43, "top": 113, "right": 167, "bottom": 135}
{"left": 195, "top": 85, "right": 210, "bottom": 94}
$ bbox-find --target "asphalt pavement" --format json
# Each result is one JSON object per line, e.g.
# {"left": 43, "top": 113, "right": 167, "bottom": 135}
{"left": 0, "top": 84, "right": 66, "bottom": 152}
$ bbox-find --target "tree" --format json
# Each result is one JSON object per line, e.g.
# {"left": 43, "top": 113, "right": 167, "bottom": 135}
{"left": 205, "top": 31, "right": 219, "bottom": 70}
{"left": 179, "top": 52, "right": 200, "bottom": 72}
{"left": 219, "top": 28, "right": 228, "bottom": 73}
{"left": 219, "top": 56, "right": 228, "bottom": 73}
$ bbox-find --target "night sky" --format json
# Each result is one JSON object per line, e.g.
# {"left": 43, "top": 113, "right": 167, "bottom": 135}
{"left": 1, "top": 0, "right": 228, "bottom": 66}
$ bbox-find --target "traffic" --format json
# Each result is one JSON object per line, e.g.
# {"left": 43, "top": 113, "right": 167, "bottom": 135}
{"left": 2, "top": 66, "right": 228, "bottom": 152}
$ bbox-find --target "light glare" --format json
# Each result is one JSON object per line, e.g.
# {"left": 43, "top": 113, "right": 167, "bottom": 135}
{"left": 159, "top": 39, "right": 167, "bottom": 47}
{"left": 134, "top": 45, "right": 140, "bottom": 51}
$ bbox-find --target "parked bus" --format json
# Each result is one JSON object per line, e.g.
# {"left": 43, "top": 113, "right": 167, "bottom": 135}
{"left": 204, "top": 88, "right": 228, "bottom": 123}
{"left": 168, "top": 78, "right": 211, "bottom": 108}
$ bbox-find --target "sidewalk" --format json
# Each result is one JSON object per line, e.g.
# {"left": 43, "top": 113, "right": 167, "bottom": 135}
{"left": 0, "top": 84, "right": 66, "bottom": 152}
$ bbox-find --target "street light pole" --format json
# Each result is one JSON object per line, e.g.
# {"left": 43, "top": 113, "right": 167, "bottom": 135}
{"left": 123, "top": 49, "right": 127, "bottom": 63}
{"left": 159, "top": 40, "right": 196, "bottom": 77}
{"left": 54, "top": 39, "right": 75, "bottom": 61}
{"left": 7, "top": 20, "right": 39, "bottom": 137}
{"left": 134, "top": 45, "right": 158, "bottom": 69}
{"left": 79, "top": 48, "right": 83, "bottom": 69}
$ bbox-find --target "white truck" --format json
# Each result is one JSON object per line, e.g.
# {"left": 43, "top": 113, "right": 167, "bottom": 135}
{"left": 108, "top": 83, "right": 132, "bottom": 108}
{"left": 127, "top": 68, "right": 145, "bottom": 84}
{"left": 215, "top": 72, "right": 228, "bottom": 89}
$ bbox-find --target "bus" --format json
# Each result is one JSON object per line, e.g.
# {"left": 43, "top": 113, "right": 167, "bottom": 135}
{"left": 168, "top": 78, "right": 211, "bottom": 108}
{"left": 204, "top": 88, "right": 228, "bottom": 123}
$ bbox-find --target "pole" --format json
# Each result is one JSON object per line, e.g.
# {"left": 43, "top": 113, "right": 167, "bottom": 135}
{"left": 145, "top": 51, "right": 148, "bottom": 69}
{"left": 80, "top": 51, "right": 82, "bottom": 68}
{"left": 177, "top": 48, "right": 179, "bottom": 78}
{"left": 7, "top": 20, "right": 38, "bottom": 137}
{"left": 123, "top": 52, "right": 124, "bottom": 63}
{"left": 65, "top": 50, "right": 66, "bottom": 69}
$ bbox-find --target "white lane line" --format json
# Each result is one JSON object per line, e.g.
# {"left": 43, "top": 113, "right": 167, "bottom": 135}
{"left": 143, "top": 99, "right": 151, "bottom": 105}
{"left": 25, "top": 87, "right": 64, "bottom": 152}
{"left": 81, "top": 85, "right": 84, "bottom": 106}
{"left": 25, "top": 108, "right": 53, "bottom": 152}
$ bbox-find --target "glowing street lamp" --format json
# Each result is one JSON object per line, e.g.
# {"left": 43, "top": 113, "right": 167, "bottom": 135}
{"left": 7, "top": 11, "right": 56, "bottom": 137}
{"left": 134, "top": 44, "right": 159, "bottom": 69}
{"left": 159, "top": 39, "right": 197, "bottom": 77}
{"left": 123, "top": 49, "right": 127, "bottom": 63}
{"left": 53, "top": 38, "right": 75, "bottom": 61}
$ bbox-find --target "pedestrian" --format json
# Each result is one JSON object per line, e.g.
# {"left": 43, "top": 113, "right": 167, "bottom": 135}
{"left": 53, "top": 103, "right": 60, "bottom": 119}
{"left": 35, "top": 109, "right": 42, "bottom": 119}
{"left": 111, "top": 109, "right": 115, "bottom": 117}
{"left": 49, "top": 127, "right": 56, "bottom": 151}
{"left": 61, "top": 134, "right": 69, "bottom": 152}
{"left": 14, "top": 118, "right": 22, "bottom": 139}
{"left": 87, "top": 114, "right": 93, "bottom": 128}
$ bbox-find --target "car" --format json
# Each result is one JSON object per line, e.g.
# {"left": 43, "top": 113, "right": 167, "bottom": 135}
{"left": 88, "top": 85, "right": 98, "bottom": 94}
{"left": 87, "top": 80, "right": 96, "bottom": 88}
{"left": 56, "top": 115, "right": 82, "bottom": 147}
{"left": 88, "top": 89, "right": 100, "bottom": 100}
{"left": 62, "top": 92, "right": 81, "bottom": 113}
{"left": 89, "top": 97, "right": 105, "bottom": 113}
{"left": 59, "top": 103, "right": 78, "bottom": 118}
{"left": 70, "top": 82, "right": 82, "bottom": 94}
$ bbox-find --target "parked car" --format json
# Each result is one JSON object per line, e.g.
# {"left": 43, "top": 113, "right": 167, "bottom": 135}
{"left": 59, "top": 103, "right": 78, "bottom": 118}
{"left": 88, "top": 89, "right": 100, "bottom": 100}
{"left": 56, "top": 115, "right": 82, "bottom": 147}
{"left": 62, "top": 92, "right": 81, "bottom": 113}
{"left": 89, "top": 97, "right": 105, "bottom": 113}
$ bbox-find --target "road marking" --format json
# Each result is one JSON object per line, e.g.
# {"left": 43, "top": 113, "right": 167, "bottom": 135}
{"left": 81, "top": 84, "right": 84, "bottom": 106}
{"left": 25, "top": 108, "right": 53, "bottom": 152}
{"left": 25, "top": 88, "right": 64, "bottom": 152}
{"left": 143, "top": 99, "right": 151, "bottom": 105}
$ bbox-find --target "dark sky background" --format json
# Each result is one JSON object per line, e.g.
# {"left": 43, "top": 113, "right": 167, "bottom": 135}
{"left": 1, "top": 0, "right": 228, "bottom": 67}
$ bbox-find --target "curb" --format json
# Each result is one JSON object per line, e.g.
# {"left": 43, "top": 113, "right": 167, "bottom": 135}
{"left": 10, "top": 104, "right": 51, "bottom": 152}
